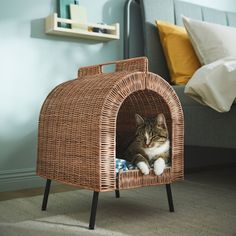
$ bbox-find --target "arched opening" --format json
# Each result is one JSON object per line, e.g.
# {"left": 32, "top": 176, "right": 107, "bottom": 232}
{"left": 116, "top": 89, "right": 172, "bottom": 158}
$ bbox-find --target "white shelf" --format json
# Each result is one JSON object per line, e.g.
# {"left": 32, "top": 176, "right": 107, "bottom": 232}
{"left": 45, "top": 14, "right": 120, "bottom": 41}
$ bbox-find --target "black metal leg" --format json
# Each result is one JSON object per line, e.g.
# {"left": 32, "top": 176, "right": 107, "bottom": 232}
{"left": 115, "top": 190, "right": 120, "bottom": 198}
{"left": 41, "top": 179, "right": 51, "bottom": 211}
{"left": 89, "top": 191, "right": 99, "bottom": 230}
{"left": 166, "top": 184, "right": 174, "bottom": 212}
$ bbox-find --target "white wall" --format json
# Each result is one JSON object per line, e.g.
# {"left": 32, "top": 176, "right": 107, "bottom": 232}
{"left": 182, "top": 0, "right": 236, "bottom": 12}
{"left": 0, "top": 0, "right": 125, "bottom": 191}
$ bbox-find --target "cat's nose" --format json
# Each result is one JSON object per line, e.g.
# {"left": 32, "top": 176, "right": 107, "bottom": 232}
{"left": 145, "top": 142, "right": 151, "bottom": 148}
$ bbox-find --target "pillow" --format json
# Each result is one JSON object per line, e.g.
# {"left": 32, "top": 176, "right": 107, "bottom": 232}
{"left": 156, "top": 20, "right": 201, "bottom": 85}
{"left": 182, "top": 16, "right": 236, "bottom": 65}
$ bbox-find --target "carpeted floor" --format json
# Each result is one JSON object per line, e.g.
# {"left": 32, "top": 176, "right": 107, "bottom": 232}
{"left": 0, "top": 167, "right": 236, "bottom": 236}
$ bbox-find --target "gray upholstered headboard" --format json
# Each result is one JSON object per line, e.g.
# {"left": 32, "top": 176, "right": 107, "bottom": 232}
{"left": 126, "top": 0, "right": 236, "bottom": 83}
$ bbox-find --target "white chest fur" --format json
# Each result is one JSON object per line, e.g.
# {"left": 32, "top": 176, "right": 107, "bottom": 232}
{"left": 143, "top": 140, "right": 170, "bottom": 160}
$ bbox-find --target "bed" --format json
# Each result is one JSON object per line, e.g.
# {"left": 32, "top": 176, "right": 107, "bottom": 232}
{"left": 125, "top": 0, "right": 236, "bottom": 168}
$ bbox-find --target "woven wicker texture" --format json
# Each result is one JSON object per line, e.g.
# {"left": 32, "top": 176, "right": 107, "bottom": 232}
{"left": 37, "top": 57, "right": 184, "bottom": 192}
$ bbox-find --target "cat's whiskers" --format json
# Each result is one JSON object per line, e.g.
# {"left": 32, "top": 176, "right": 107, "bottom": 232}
{"left": 143, "top": 140, "right": 170, "bottom": 161}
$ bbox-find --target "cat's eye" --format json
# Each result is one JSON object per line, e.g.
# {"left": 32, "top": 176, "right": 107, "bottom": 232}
{"left": 152, "top": 135, "right": 158, "bottom": 139}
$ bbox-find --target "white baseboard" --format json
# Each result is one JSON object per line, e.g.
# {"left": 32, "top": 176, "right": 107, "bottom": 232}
{"left": 0, "top": 168, "right": 46, "bottom": 192}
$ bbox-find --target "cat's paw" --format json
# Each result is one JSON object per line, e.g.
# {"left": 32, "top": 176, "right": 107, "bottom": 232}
{"left": 137, "top": 162, "right": 150, "bottom": 175}
{"left": 154, "top": 158, "right": 165, "bottom": 176}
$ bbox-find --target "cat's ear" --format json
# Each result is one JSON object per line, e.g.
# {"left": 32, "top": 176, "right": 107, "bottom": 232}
{"left": 135, "top": 113, "right": 144, "bottom": 126}
{"left": 156, "top": 113, "right": 167, "bottom": 128}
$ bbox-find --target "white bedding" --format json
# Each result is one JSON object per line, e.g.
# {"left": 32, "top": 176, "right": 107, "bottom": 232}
{"left": 184, "top": 57, "right": 236, "bottom": 112}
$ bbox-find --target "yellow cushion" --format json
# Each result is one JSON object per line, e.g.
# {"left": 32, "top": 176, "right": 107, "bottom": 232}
{"left": 156, "top": 20, "right": 201, "bottom": 85}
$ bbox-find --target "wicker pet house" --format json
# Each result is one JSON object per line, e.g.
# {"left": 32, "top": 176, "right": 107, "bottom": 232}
{"left": 37, "top": 57, "right": 184, "bottom": 229}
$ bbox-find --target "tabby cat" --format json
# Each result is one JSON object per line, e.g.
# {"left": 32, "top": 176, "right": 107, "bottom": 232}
{"left": 123, "top": 113, "right": 170, "bottom": 176}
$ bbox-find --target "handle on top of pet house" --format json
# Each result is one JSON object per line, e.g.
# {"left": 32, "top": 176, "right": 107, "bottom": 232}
{"left": 78, "top": 57, "right": 148, "bottom": 77}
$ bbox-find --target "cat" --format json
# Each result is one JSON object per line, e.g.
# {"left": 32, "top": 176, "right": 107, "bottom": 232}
{"left": 123, "top": 113, "right": 170, "bottom": 176}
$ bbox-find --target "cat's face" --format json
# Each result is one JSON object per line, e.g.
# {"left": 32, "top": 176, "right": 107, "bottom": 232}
{"left": 135, "top": 113, "right": 168, "bottom": 149}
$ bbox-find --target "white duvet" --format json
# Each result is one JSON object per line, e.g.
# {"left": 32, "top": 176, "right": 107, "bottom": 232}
{"left": 185, "top": 57, "right": 236, "bottom": 112}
